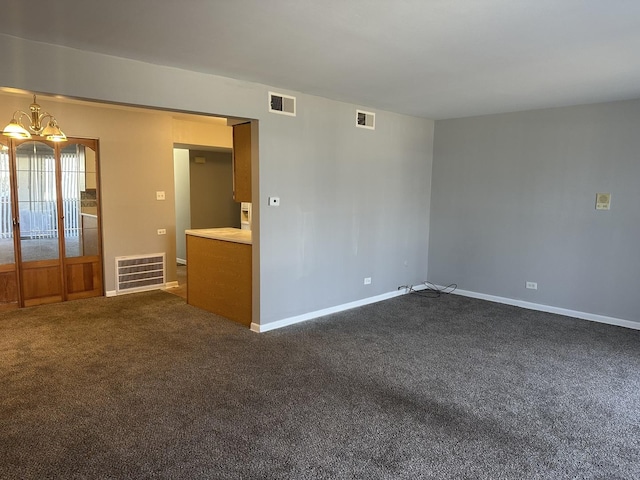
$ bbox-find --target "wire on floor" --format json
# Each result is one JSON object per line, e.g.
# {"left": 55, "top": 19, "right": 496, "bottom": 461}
{"left": 397, "top": 281, "right": 457, "bottom": 298}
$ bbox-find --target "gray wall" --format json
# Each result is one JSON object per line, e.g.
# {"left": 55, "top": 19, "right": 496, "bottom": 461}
{"left": 259, "top": 96, "right": 433, "bottom": 322}
{"left": 0, "top": 34, "right": 433, "bottom": 327}
{"left": 189, "top": 150, "right": 239, "bottom": 229}
{"left": 429, "top": 100, "right": 640, "bottom": 324}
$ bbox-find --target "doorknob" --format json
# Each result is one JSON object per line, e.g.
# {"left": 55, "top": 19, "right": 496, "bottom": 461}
{"left": 12, "top": 218, "right": 19, "bottom": 228}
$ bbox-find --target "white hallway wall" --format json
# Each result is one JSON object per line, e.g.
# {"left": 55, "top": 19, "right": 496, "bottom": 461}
{"left": 173, "top": 148, "right": 190, "bottom": 263}
{"left": 0, "top": 34, "right": 433, "bottom": 328}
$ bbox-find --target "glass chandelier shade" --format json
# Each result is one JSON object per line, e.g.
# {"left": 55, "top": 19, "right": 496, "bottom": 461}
{"left": 2, "top": 95, "right": 67, "bottom": 142}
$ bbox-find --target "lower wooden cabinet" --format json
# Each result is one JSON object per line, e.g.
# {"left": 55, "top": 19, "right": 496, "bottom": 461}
{"left": 186, "top": 234, "right": 252, "bottom": 326}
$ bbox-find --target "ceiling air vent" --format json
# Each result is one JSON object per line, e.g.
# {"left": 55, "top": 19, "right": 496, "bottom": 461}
{"left": 356, "top": 110, "right": 375, "bottom": 130}
{"left": 269, "top": 92, "right": 296, "bottom": 116}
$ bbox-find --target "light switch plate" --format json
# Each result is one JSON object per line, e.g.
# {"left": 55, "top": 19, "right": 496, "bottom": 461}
{"left": 268, "top": 196, "right": 280, "bottom": 206}
{"left": 595, "top": 193, "right": 611, "bottom": 210}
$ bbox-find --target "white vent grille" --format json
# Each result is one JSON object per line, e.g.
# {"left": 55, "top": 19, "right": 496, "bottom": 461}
{"left": 116, "top": 253, "right": 166, "bottom": 294}
{"left": 269, "top": 92, "right": 296, "bottom": 116}
{"left": 356, "top": 110, "right": 375, "bottom": 130}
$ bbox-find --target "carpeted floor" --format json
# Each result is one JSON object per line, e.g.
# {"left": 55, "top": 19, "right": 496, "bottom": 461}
{"left": 1, "top": 291, "right": 639, "bottom": 479}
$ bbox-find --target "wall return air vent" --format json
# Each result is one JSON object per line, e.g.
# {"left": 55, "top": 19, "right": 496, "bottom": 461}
{"left": 269, "top": 92, "right": 296, "bottom": 116}
{"left": 116, "top": 253, "right": 166, "bottom": 294}
{"left": 356, "top": 110, "right": 375, "bottom": 130}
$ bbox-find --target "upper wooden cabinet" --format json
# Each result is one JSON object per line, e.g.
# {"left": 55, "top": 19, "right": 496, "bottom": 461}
{"left": 232, "top": 122, "right": 252, "bottom": 203}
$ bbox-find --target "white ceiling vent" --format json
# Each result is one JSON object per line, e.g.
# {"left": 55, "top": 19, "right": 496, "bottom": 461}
{"left": 356, "top": 110, "right": 375, "bottom": 130}
{"left": 269, "top": 92, "right": 296, "bottom": 116}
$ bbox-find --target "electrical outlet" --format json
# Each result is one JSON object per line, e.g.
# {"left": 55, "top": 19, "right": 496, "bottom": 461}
{"left": 268, "top": 196, "right": 280, "bottom": 206}
{"left": 364, "top": 277, "right": 372, "bottom": 285}
{"left": 157, "top": 228, "right": 166, "bottom": 235}
{"left": 156, "top": 191, "right": 165, "bottom": 201}
{"left": 526, "top": 281, "right": 537, "bottom": 290}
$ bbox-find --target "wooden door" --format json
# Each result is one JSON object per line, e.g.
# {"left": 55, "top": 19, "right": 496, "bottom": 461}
{"left": 6, "top": 137, "right": 103, "bottom": 307}
{"left": 14, "top": 140, "right": 64, "bottom": 306}
{"left": 60, "top": 139, "right": 103, "bottom": 300}
{"left": 0, "top": 138, "right": 19, "bottom": 310}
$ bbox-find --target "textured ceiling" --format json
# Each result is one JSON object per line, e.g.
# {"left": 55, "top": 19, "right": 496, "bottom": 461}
{"left": 2, "top": 0, "right": 640, "bottom": 119}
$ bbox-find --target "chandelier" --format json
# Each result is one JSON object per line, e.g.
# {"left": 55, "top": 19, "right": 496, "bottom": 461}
{"left": 2, "top": 95, "right": 67, "bottom": 142}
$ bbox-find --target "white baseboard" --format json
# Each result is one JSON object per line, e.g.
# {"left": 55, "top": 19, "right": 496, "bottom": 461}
{"left": 251, "top": 289, "right": 406, "bottom": 333}
{"left": 448, "top": 287, "right": 640, "bottom": 331}
{"left": 108, "top": 277, "right": 638, "bottom": 332}
{"left": 250, "top": 283, "right": 639, "bottom": 334}
{"left": 105, "top": 284, "right": 173, "bottom": 297}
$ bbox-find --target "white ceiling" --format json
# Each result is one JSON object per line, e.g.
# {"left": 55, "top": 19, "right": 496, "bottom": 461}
{"left": 2, "top": 0, "right": 640, "bottom": 119}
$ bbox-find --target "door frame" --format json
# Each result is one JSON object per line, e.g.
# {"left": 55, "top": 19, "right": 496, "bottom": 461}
{"left": 4, "top": 136, "right": 104, "bottom": 307}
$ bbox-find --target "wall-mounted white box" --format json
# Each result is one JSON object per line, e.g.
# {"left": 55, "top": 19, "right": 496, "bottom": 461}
{"left": 595, "top": 193, "right": 611, "bottom": 210}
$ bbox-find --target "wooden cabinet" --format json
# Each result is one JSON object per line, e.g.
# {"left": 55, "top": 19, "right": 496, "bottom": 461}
{"left": 232, "top": 122, "right": 252, "bottom": 203}
{"left": 186, "top": 233, "right": 252, "bottom": 327}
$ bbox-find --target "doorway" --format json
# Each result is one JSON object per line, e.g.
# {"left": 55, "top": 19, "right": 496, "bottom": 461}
{"left": 0, "top": 136, "right": 103, "bottom": 309}
{"left": 171, "top": 146, "right": 238, "bottom": 300}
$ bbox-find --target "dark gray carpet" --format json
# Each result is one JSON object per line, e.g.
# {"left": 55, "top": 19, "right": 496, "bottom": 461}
{"left": 1, "top": 291, "right": 639, "bottom": 479}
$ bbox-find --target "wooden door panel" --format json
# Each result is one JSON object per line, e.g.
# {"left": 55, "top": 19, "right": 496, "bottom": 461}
{"left": 0, "top": 140, "right": 19, "bottom": 309}
{"left": 62, "top": 140, "right": 103, "bottom": 301}
{"left": 21, "top": 262, "right": 62, "bottom": 305}
{"left": 65, "top": 259, "right": 102, "bottom": 297}
{"left": 0, "top": 268, "right": 18, "bottom": 305}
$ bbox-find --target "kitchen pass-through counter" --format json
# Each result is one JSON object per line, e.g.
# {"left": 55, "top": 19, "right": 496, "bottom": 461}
{"left": 185, "top": 227, "right": 252, "bottom": 245}
{"left": 185, "top": 228, "right": 252, "bottom": 326}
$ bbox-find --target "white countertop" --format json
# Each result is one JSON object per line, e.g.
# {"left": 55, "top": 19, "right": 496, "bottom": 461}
{"left": 185, "top": 227, "right": 252, "bottom": 245}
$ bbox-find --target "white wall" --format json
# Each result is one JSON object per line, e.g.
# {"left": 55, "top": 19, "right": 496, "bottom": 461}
{"left": 173, "top": 148, "right": 190, "bottom": 263}
{"left": 1, "top": 34, "right": 434, "bottom": 327}
{"left": 430, "top": 100, "right": 640, "bottom": 326}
